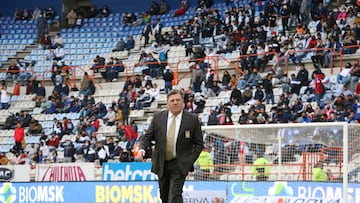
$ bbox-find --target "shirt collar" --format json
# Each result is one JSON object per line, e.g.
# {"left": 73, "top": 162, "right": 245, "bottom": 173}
{"left": 168, "top": 111, "right": 183, "bottom": 119}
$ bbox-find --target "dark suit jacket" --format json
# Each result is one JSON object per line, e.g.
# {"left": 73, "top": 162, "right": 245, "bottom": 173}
{"left": 140, "top": 110, "right": 203, "bottom": 178}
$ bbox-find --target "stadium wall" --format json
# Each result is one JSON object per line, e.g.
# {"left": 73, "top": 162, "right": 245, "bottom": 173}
{"left": 0, "top": 0, "right": 224, "bottom": 17}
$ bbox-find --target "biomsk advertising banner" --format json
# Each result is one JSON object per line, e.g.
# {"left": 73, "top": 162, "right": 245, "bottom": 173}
{"left": 0, "top": 181, "right": 227, "bottom": 203}
{"left": 228, "top": 181, "right": 360, "bottom": 203}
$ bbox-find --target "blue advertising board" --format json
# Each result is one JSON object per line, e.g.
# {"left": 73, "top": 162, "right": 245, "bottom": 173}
{"left": 0, "top": 181, "right": 227, "bottom": 203}
{"left": 228, "top": 181, "right": 360, "bottom": 203}
{"left": 1, "top": 181, "right": 359, "bottom": 203}
{"left": 102, "top": 162, "right": 157, "bottom": 181}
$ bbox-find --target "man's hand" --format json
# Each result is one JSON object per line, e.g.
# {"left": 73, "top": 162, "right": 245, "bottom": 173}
{"left": 137, "top": 149, "right": 146, "bottom": 162}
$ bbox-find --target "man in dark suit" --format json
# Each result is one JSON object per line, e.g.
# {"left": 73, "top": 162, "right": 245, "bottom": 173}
{"left": 138, "top": 89, "right": 203, "bottom": 203}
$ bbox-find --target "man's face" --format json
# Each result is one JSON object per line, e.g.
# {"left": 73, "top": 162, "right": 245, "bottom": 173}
{"left": 167, "top": 93, "right": 184, "bottom": 116}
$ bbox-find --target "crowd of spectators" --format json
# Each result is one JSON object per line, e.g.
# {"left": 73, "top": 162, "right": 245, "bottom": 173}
{"left": 1, "top": 0, "right": 360, "bottom": 171}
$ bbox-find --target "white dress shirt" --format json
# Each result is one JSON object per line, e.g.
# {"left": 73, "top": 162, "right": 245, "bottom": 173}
{"left": 167, "top": 111, "right": 183, "bottom": 158}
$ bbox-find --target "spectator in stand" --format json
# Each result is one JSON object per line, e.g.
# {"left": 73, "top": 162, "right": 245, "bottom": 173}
{"left": 112, "top": 38, "right": 125, "bottom": 52}
{"left": 36, "top": 13, "right": 48, "bottom": 40}
{"left": 142, "top": 22, "right": 152, "bottom": 48}
{"left": 174, "top": 0, "right": 188, "bottom": 16}
{"left": 53, "top": 45, "right": 65, "bottom": 61}
{"left": 22, "top": 8, "right": 32, "bottom": 20}
{"left": 14, "top": 8, "right": 21, "bottom": 20}
{"left": 10, "top": 151, "right": 27, "bottom": 165}
{"left": 247, "top": 68, "right": 262, "bottom": 87}
{"left": 28, "top": 118, "right": 43, "bottom": 134}
{"left": 228, "top": 85, "right": 242, "bottom": 106}
{"left": 106, "top": 58, "right": 122, "bottom": 82}
{"left": 159, "top": 0, "right": 169, "bottom": 14}
{"left": 296, "top": 63, "right": 309, "bottom": 87}
{"left": 61, "top": 140, "right": 76, "bottom": 162}
{"left": 53, "top": 33, "right": 64, "bottom": 48}
{"left": 75, "top": 14, "right": 84, "bottom": 27}
{"left": 96, "top": 140, "right": 109, "bottom": 165}
{"left": 28, "top": 143, "right": 38, "bottom": 162}
{"left": 191, "top": 64, "right": 204, "bottom": 93}
{"left": 13, "top": 80, "right": 20, "bottom": 96}
{"left": 117, "top": 97, "right": 130, "bottom": 126}
{"left": 32, "top": 5, "right": 41, "bottom": 21}
{"left": 16, "top": 59, "right": 35, "bottom": 86}
{"left": 125, "top": 35, "right": 135, "bottom": 51}
{"left": 103, "top": 107, "right": 117, "bottom": 126}
{"left": 78, "top": 72, "right": 91, "bottom": 98}
{"left": 91, "top": 55, "right": 105, "bottom": 73}
{"left": 263, "top": 73, "right": 275, "bottom": 105}
{"left": 66, "top": 9, "right": 77, "bottom": 28}
{"left": 349, "top": 62, "right": 360, "bottom": 91}
{"left": 337, "top": 63, "right": 353, "bottom": 84}
{"left": 242, "top": 85, "right": 253, "bottom": 104}
{"left": 221, "top": 71, "right": 231, "bottom": 90}
{"left": 149, "top": 1, "right": 160, "bottom": 15}
{"left": 95, "top": 101, "right": 107, "bottom": 119}
{"left": 47, "top": 132, "right": 60, "bottom": 151}
{"left": 44, "top": 7, "right": 55, "bottom": 20}
{"left": 13, "top": 122, "right": 25, "bottom": 154}
{"left": 163, "top": 66, "right": 173, "bottom": 94}
{"left": 0, "top": 85, "right": 11, "bottom": 110}
{"left": 252, "top": 85, "right": 264, "bottom": 103}
{"left": 75, "top": 131, "right": 90, "bottom": 154}
{"left": 32, "top": 82, "right": 46, "bottom": 104}
{"left": 98, "top": 6, "right": 110, "bottom": 18}
{"left": 40, "top": 34, "right": 52, "bottom": 50}
{"left": 5, "top": 61, "right": 20, "bottom": 86}
{"left": 334, "top": 84, "right": 353, "bottom": 98}
{"left": 86, "top": 5, "right": 97, "bottom": 18}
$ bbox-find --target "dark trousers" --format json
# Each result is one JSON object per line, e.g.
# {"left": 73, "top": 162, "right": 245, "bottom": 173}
{"left": 14, "top": 142, "right": 22, "bottom": 153}
{"left": 159, "top": 159, "right": 185, "bottom": 203}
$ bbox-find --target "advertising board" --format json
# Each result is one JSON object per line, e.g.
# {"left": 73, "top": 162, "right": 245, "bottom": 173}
{"left": 0, "top": 165, "right": 30, "bottom": 182}
{"left": 34, "top": 163, "right": 95, "bottom": 181}
{"left": 228, "top": 181, "right": 360, "bottom": 203}
{"left": 0, "top": 181, "right": 226, "bottom": 203}
{"left": 102, "top": 162, "right": 157, "bottom": 181}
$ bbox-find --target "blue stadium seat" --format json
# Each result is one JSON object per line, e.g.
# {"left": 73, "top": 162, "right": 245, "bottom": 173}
{"left": 27, "top": 39, "right": 34, "bottom": 44}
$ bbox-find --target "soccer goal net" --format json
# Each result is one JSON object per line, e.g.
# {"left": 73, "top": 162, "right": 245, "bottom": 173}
{"left": 189, "top": 123, "right": 359, "bottom": 201}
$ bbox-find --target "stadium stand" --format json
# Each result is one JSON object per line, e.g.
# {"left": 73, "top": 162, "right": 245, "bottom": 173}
{"left": 0, "top": 0, "right": 359, "bottom": 185}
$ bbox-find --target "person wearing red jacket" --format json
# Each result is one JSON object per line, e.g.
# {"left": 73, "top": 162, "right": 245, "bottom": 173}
{"left": 314, "top": 72, "right": 325, "bottom": 105}
{"left": 14, "top": 122, "right": 25, "bottom": 153}
{"left": 47, "top": 133, "right": 60, "bottom": 150}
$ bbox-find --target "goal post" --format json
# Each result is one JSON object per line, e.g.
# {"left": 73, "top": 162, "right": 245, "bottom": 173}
{"left": 190, "top": 122, "right": 357, "bottom": 202}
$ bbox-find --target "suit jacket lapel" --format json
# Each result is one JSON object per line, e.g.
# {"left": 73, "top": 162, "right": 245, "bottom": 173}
{"left": 177, "top": 111, "right": 187, "bottom": 142}
{"left": 161, "top": 111, "right": 168, "bottom": 144}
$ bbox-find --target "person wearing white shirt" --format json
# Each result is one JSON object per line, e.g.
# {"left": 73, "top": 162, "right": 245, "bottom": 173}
{"left": 53, "top": 46, "right": 65, "bottom": 61}
{"left": 54, "top": 33, "right": 64, "bottom": 48}
{"left": 40, "top": 141, "right": 50, "bottom": 158}
{"left": 103, "top": 107, "right": 116, "bottom": 125}
{"left": 97, "top": 141, "right": 109, "bottom": 165}
{"left": 0, "top": 85, "right": 11, "bottom": 109}
{"left": 337, "top": 63, "right": 353, "bottom": 84}
{"left": 151, "top": 83, "right": 160, "bottom": 99}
